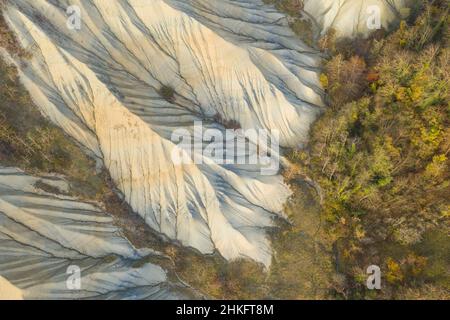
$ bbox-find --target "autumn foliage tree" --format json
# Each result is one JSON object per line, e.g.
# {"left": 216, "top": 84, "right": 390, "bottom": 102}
{"left": 288, "top": 0, "right": 449, "bottom": 299}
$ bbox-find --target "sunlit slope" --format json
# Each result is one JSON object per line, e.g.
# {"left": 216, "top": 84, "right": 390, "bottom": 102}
{"left": 1, "top": 0, "right": 325, "bottom": 267}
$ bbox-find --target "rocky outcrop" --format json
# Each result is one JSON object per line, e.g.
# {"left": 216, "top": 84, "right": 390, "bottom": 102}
{"left": 0, "top": 167, "right": 193, "bottom": 299}
{"left": 1, "top": 0, "right": 325, "bottom": 267}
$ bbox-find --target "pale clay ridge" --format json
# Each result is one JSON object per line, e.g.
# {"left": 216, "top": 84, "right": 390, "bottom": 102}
{"left": 0, "top": 167, "right": 194, "bottom": 299}
{"left": 1, "top": 0, "right": 329, "bottom": 267}
{"left": 303, "top": 0, "right": 412, "bottom": 37}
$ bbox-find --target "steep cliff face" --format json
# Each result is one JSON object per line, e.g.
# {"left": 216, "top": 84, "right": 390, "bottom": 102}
{"left": 0, "top": 167, "right": 193, "bottom": 299}
{"left": 1, "top": 0, "right": 325, "bottom": 267}
{"left": 303, "top": 0, "right": 411, "bottom": 37}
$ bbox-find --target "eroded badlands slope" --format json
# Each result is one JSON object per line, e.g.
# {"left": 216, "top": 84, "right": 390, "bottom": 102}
{"left": 0, "top": 167, "right": 193, "bottom": 299}
{"left": 303, "top": 0, "right": 412, "bottom": 37}
{"left": 1, "top": 0, "right": 325, "bottom": 267}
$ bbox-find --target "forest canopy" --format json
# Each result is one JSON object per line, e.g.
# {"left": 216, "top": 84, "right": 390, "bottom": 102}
{"left": 285, "top": 0, "right": 449, "bottom": 299}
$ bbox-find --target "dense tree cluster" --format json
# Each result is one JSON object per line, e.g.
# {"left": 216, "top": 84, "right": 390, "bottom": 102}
{"left": 288, "top": 0, "right": 449, "bottom": 299}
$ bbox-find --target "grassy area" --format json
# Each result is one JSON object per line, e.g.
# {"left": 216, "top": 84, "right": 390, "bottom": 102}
{"left": 262, "top": 0, "right": 316, "bottom": 46}
{"left": 169, "top": 182, "right": 333, "bottom": 299}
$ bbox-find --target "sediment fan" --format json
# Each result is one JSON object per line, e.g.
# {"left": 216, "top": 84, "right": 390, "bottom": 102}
{"left": 1, "top": 0, "right": 325, "bottom": 267}
{"left": 0, "top": 167, "right": 194, "bottom": 299}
